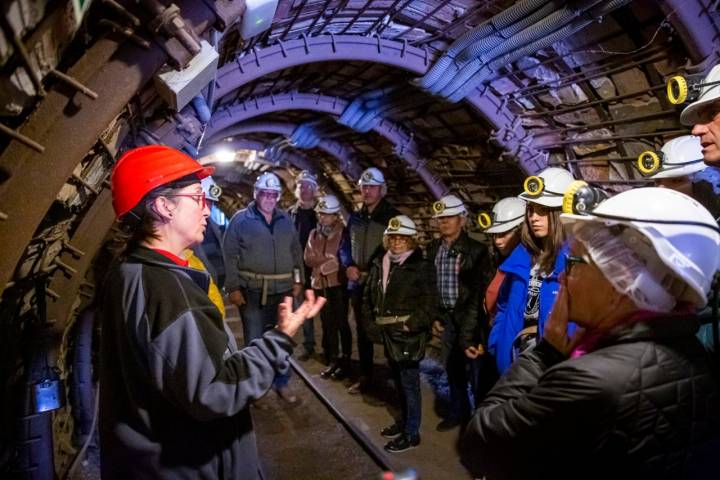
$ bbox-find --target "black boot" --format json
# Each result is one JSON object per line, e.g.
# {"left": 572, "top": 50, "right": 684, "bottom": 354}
{"left": 320, "top": 363, "right": 338, "bottom": 379}
{"left": 384, "top": 433, "right": 420, "bottom": 453}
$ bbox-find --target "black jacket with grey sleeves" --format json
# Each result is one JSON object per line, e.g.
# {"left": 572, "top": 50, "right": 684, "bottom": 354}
{"left": 99, "top": 247, "right": 294, "bottom": 480}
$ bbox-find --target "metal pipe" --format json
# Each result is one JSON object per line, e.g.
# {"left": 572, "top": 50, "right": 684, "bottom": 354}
{"left": 520, "top": 84, "right": 666, "bottom": 118}
{"left": 49, "top": 69, "right": 99, "bottom": 100}
{"left": 537, "top": 129, "right": 689, "bottom": 148}
{"left": 0, "top": 122, "right": 45, "bottom": 153}
{"left": 101, "top": 0, "right": 142, "bottom": 27}
{"left": 531, "top": 109, "right": 678, "bottom": 137}
{"left": 98, "top": 19, "right": 151, "bottom": 49}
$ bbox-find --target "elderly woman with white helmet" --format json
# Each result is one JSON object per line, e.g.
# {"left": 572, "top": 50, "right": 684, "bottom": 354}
{"left": 488, "top": 167, "right": 576, "bottom": 374}
{"left": 363, "top": 215, "right": 437, "bottom": 453}
{"left": 462, "top": 185, "right": 720, "bottom": 479}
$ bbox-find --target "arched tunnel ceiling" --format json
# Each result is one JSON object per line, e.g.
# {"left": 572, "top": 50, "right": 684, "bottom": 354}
{"left": 0, "top": 0, "right": 718, "bottom": 309}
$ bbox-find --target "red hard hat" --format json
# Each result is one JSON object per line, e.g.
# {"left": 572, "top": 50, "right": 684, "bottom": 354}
{"left": 111, "top": 145, "right": 215, "bottom": 218}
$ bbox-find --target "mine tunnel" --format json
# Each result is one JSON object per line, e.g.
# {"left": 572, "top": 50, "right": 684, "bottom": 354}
{"left": 1, "top": 0, "right": 720, "bottom": 479}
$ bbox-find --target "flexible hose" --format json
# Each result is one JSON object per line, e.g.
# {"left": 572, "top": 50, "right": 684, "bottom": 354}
{"left": 64, "top": 388, "right": 100, "bottom": 480}
{"left": 416, "top": 0, "right": 552, "bottom": 89}
{"left": 438, "top": 0, "right": 604, "bottom": 99}
{"left": 447, "top": 0, "right": 632, "bottom": 102}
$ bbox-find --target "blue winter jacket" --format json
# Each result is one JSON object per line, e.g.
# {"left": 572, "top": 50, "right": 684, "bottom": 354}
{"left": 488, "top": 242, "right": 572, "bottom": 374}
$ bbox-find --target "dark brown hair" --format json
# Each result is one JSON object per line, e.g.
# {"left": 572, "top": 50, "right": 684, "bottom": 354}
{"left": 520, "top": 205, "right": 565, "bottom": 275}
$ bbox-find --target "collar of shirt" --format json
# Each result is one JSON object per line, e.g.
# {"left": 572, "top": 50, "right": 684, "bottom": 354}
{"left": 151, "top": 248, "right": 189, "bottom": 267}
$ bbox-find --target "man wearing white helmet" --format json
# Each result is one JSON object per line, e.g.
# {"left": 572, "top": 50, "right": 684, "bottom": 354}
{"left": 426, "top": 194, "right": 492, "bottom": 431}
{"left": 480, "top": 197, "right": 527, "bottom": 324}
{"left": 637, "top": 135, "right": 720, "bottom": 220}
{"left": 304, "top": 195, "right": 353, "bottom": 380}
{"left": 462, "top": 186, "right": 720, "bottom": 479}
{"left": 223, "top": 171, "right": 305, "bottom": 403}
{"left": 346, "top": 167, "right": 400, "bottom": 394}
{"left": 679, "top": 64, "right": 720, "bottom": 167}
{"left": 289, "top": 170, "right": 321, "bottom": 360}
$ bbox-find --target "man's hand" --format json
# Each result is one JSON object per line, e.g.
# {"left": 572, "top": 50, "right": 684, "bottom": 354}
{"left": 464, "top": 344, "right": 485, "bottom": 359}
{"left": 543, "top": 279, "right": 585, "bottom": 356}
{"left": 432, "top": 320, "right": 445, "bottom": 336}
{"left": 292, "top": 282, "right": 303, "bottom": 298}
{"left": 346, "top": 266, "right": 360, "bottom": 282}
{"left": 228, "top": 289, "right": 246, "bottom": 307}
{"left": 277, "top": 290, "right": 327, "bottom": 337}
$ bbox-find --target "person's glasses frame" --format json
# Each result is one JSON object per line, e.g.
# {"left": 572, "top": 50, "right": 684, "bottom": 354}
{"left": 167, "top": 193, "right": 207, "bottom": 209}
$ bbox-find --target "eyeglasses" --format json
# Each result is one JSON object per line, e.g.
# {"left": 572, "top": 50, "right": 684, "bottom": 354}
{"left": 257, "top": 191, "right": 279, "bottom": 199}
{"left": 167, "top": 194, "right": 206, "bottom": 209}
{"left": 564, "top": 253, "right": 588, "bottom": 275}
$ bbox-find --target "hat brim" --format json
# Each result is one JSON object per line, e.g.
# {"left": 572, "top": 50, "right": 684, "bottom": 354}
{"left": 485, "top": 217, "right": 524, "bottom": 234}
{"left": 518, "top": 192, "right": 563, "bottom": 208}
{"left": 648, "top": 163, "right": 706, "bottom": 179}
{"left": 196, "top": 166, "right": 215, "bottom": 180}
{"left": 680, "top": 97, "right": 717, "bottom": 126}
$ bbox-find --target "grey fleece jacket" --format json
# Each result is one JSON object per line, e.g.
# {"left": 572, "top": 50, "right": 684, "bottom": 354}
{"left": 223, "top": 202, "right": 304, "bottom": 295}
{"left": 99, "top": 247, "right": 294, "bottom": 480}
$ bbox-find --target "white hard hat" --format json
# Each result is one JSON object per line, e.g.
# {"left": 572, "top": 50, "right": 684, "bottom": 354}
{"left": 638, "top": 135, "right": 706, "bottom": 179}
{"left": 201, "top": 176, "right": 222, "bottom": 202}
{"left": 315, "top": 194, "right": 341, "bottom": 214}
{"left": 482, "top": 197, "right": 527, "bottom": 234}
{"left": 680, "top": 64, "right": 720, "bottom": 126}
{"left": 561, "top": 187, "right": 720, "bottom": 309}
{"left": 358, "top": 167, "right": 386, "bottom": 186}
{"left": 432, "top": 194, "right": 467, "bottom": 218}
{"left": 254, "top": 172, "right": 282, "bottom": 192}
{"left": 518, "top": 167, "right": 575, "bottom": 208}
{"left": 384, "top": 215, "right": 417, "bottom": 237}
{"left": 297, "top": 170, "right": 318, "bottom": 187}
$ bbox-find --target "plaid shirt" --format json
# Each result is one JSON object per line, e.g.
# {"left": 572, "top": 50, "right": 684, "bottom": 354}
{"left": 435, "top": 242, "right": 461, "bottom": 309}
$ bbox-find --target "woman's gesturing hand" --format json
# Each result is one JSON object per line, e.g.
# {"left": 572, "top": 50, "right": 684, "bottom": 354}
{"left": 277, "top": 290, "right": 327, "bottom": 337}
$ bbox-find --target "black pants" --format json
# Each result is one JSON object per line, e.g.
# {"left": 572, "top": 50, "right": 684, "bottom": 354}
{"left": 315, "top": 286, "right": 351, "bottom": 364}
{"left": 349, "top": 286, "right": 374, "bottom": 378}
{"left": 389, "top": 360, "right": 421, "bottom": 435}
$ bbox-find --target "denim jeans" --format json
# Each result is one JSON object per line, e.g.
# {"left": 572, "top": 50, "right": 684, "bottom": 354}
{"left": 240, "top": 290, "right": 291, "bottom": 388}
{"left": 390, "top": 360, "right": 421, "bottom": 436}
{"left": 441, "top": 318, "right": 474, "bottom": 421}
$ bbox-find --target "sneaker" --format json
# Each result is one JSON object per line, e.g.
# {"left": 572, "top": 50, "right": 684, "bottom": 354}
{"left": 320, "top": 364, "right": 338, "bottom": 379}
{"left": 276, "top": 386, "right": 298, "bottom": 404}
{"left": 380, "top": 423, "right": 403, "bottom": 439}
{"left": 435, "top": 417, "right": 462, "bottom": 432}
{"left": 347, "top": 377, "right": 369, "bottom": 395}
{"left": 329, "top": 366, "right": 348, "bottom": 381}
{"left": 384, "top": 433, "right": 420, "bottom": 453}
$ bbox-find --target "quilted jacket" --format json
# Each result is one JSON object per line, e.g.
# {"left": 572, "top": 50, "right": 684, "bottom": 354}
{"left": 462, "top": 314, "right": 720, "bottom": 480}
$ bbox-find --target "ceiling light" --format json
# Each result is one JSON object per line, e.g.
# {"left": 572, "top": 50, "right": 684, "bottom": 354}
{"left": 215, "top": 149, "right": 235, "bottom": 163}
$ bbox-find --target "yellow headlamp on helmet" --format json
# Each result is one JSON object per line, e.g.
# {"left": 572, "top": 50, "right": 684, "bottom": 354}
{"left": 477, "top": 212, "right": 493, "bottom": 229}
{"left": 667, "top": 75, "right": 689, "bottom": 105}
{"left": 523, "top": 176, "right": 545, "bottom": 197}
{"left": 388, "top": 217, "right": 402, "bottom": 231}
{"left": 432, "top": 201, "right": 445, "bottom": 215}
{"left": 636, "top": 151, "right": 661, "bottom": 175}
{"left": 562, "top": 180, "right": 609, "bottom": 215}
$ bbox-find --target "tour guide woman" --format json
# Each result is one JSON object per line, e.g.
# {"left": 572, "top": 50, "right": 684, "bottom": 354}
{"left": 462, "top": 185, "right": 720, "bottom": 479}
{"left": 100, "top": 145, "right": 325, "bottom": 479}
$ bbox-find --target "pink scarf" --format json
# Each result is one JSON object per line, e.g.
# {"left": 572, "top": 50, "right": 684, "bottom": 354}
{"left": 382, "top": 249, "right": 414, "bottom": 293}
{"left": 570, "top": 303, "right": 696, "bottom": 358}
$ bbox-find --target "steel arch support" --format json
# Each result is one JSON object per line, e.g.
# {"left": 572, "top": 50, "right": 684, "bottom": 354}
{"left": 215, "top": 34, "right": 433, "bottom": 100}
{"left": 210, "top": 139, "right": 351, "bottom": 212}
{"left": 661, "top": 0, "right": 720, "bottom": 63}
{"left": 208, "top": 92, "right": 448, "bottom": 198}
{"left": 213, "top": 34, "right": 545, "bottom": 174}
{"left": 204, "top": 121, "right": 363, "bottom": 180}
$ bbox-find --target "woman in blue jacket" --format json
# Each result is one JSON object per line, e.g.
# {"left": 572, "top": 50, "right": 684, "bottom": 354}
{"left": 488, "top": 167, "right": 575, "bottom": 374}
